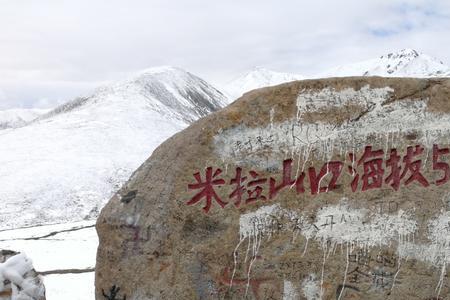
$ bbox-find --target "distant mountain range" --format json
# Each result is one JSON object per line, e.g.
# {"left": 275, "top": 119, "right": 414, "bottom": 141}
{"left": 1, "top": 49, "right": 449, "bottom": 229}
{"left": 223, "top": 48, "right": 450, "bottom": 100}
{"left": 318, "top": 48, "right": 450, "bottom": 78}
{"left": 0, "top": 108, "right": 49, "bottom": 129}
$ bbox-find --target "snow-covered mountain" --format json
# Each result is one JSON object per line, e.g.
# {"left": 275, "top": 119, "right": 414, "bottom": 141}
{"left": 223, "top": 49, "right": 449, "bottom": 98}
{"left": 0, "top": 108, "right": 49, "bottom": 129}
{"left": 0, "top": 66, "right": 227, "bottom": 229}
{"left": 319, "top": 48, "right": 450, "bottom": 78}
{"left": 224, "top": 66, "right": 304, "bottom": 100}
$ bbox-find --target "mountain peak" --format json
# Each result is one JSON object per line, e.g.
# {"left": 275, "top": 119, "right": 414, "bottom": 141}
{"left": 133, "top": 66, "right": 187, "bottom": 77}
{"left": 0, "top": 66, "right": 229, "bottom": 229}
{"left": 380, "top": 48, "right": 421, "bottom": 60}
{"left": 319, "top": 49, "right": 450, "bottom": 78}
{"left": 42, "top": 66, "right": 228, "bottom": 123}
{"left": 224, "top": 67, "right": 304, "bottom": 100}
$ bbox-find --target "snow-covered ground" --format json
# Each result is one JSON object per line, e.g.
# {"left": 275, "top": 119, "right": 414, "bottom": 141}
{"left": 45, "top": 273, "right": 94, "bottom": 300}
{"left": 0, "top": 221, "right": 97, "bottom": 300}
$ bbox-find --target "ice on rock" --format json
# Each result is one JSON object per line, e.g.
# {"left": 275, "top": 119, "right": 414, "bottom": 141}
{"left": 0, "top": 253, "right": 45, "bottom": 300}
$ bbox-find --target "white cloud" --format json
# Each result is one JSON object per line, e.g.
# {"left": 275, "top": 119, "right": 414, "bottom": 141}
{"left": 0, "top": 0, "right": 449, "bottom": 108}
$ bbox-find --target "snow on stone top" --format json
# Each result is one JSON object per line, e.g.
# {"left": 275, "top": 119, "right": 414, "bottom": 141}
{"left": 318, "top": 48, "right": 450, "bottom": 78}
{"left": 224, "top": 66, "right": 304, "bottom": 101}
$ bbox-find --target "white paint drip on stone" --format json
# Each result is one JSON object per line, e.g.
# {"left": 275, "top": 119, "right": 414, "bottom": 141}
{"left": 229, "top": 236, "right": 245, "bottom": 289}
{"left": 313, "top": 201, "right": 417, "bottom": 249}
{"left": 296, "top": 86, "right": 380, "bottom": 116}
{"left": 237, "top": 205, "right": 278, "bottom": 297}
{"left": 238, "top": 200, "right": 419, "bottom": 260}
{"left": 245, "top": 228, "right": 262, "bottom": 297}
{"left": 222, "top": 84, "right": 450, "bottom": 297}
{"left": 235, "top": 200, "right": 450, "bottom": 298}
{"left": 239, "top": 204, "right": 281, "bottom": 239}
{"left": 337, "top": 244, "right": 350, "bottom": 300}
{"left": 398, "top": 210, "right": 450, "bottom": 266}
{"left": 435, "top": 262, "right": 446, "bottom": 299}
{"left": 214, "top": 85, "right": 450, "bottom": 166}
{"left": 301, "top": 274, "right": 322, "bottom": 300}
{"left": 282, "top": 280, "right": 298, "bottom": 300}
{"left": 238, "top": 200, "right": 417, "bottom": 254}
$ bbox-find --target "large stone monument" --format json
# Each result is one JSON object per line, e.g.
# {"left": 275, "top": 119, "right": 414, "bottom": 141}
{"left": 95, "top": 77, "right": 450, "bottom": 299}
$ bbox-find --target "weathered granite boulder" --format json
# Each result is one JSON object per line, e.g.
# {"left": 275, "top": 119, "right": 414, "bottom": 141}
{"left": 96, "top": 77, "right": 450, "bottom": 300}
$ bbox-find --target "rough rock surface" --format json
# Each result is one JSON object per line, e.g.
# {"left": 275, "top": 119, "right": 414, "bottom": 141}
{"left": 96, "top": 77, "right": 450, "bottom": 299}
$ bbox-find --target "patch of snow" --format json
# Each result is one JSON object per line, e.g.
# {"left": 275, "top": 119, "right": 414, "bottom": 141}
{"left": 44, "top": 272, "right": 94, "bottom": 300}
{"left": 0, "top": 253, "right": 45, "bottom": 300}
{"left": 0, "top": 221, "right": 97, "bottom": 300}
{"left": 0, "top": 221, "right": 97, "bottom": 271}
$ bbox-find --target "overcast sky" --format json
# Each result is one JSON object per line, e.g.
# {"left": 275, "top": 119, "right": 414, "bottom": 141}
{"left": 1, "top": 0, "right": 450, "bottom": 109}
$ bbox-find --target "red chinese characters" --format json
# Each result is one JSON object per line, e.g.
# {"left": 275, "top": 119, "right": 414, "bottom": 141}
{"left": 349, "top": 146, "right": 384, "bottom": 192}
{"left": 186, "top": 167, "right": 226, "bottom": 213}
{"left": 229, "top": 167, "right": 267, "bottom": 207}
{"left": 433, "top": 144, "right": 450, "bottom": 186}
{"left": 385, "top": 149, "right": 402, "bottom": 191}
{"left": 401, "top": 145, "right": 429, "bottom": 187}
{"left": 186, "top": 144, "right": 449, "bottom": 213}
{"left": 384, "top": 145, "right": 430, "bottom": 189}
{"left": 350, "top": 145, "right": 431, "bottom": 192}
{"left": 269, "top": 159, "right": 302, "bottom": 199}
{"left": 309, "top": 161, "right": 343, "bottom": 195}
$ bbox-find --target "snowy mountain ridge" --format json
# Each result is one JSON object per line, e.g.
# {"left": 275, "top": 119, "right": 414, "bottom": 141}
{"left": 39, "top": 66, "right": 227, "bottom": 123}
{"left": 223, "top": 49, "right": 450, "bottom": 100}
{"left": 0, "top": 66, "right": 227, "bottom": 230}
{"left": 318, "top": 48, "right": 450, "bottom": 78}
